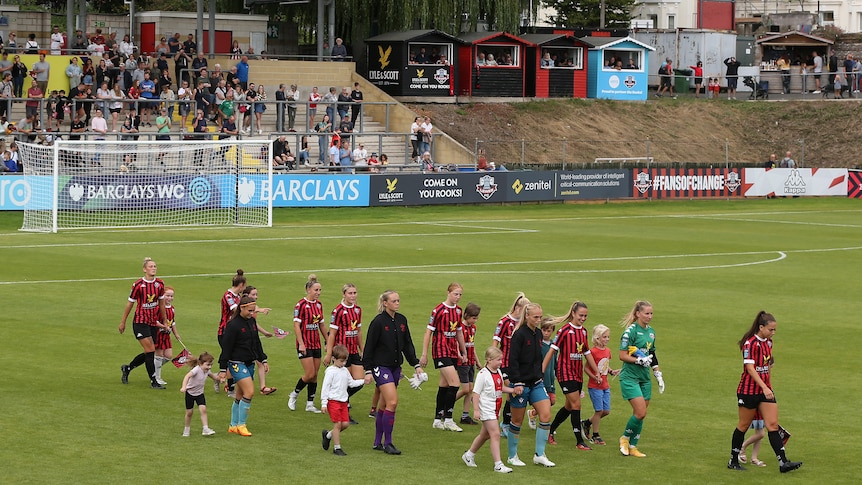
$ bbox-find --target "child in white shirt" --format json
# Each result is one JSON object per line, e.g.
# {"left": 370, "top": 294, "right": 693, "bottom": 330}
{"left": 179, "top": 352, "right": 222, "bottom": 436}
{"left": 320, "top": 344, "right": 365, "bottom": 455}
{"left": 461, "top": 347, "right": 516, "bottom": 473}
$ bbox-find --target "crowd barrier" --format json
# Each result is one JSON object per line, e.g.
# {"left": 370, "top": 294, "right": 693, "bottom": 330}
{"left": 1, "top": 167, "right": 854, "bottom": 210}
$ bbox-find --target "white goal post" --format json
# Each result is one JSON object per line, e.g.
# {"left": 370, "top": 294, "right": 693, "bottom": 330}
{"left": 18, "top": 139, "right": 273, "bottom": 232}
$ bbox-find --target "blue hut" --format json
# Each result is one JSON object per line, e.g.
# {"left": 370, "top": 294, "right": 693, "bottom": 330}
{"left": 582, "top": 36, "right": 654, "bottom": 100}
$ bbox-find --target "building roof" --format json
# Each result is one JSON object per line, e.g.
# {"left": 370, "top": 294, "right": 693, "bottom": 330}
{"left": 458, "top": 31, "right": 534, "bottom": 46}
{"left": 581, "top": 36, "right": 655, "bottom": 51}
{"left": 520, "top": 33, "right": 594, "bottom": 48}
{"left": 366, "top": 29, "right": 467, "bottom": 44}
{"left": 755, "top": 30, "right": 833, "bottom": 46}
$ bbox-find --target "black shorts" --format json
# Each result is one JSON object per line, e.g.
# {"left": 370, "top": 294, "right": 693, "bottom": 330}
{"left": 185, "top": 392, "right": 206, "bottom": 409}
{"left": 457, "top": 365, "right": 475, "bottom": 384}
{"left": 727, "top": 77, "right": 738, "bottom": 89}
{"left": 347, "top": 353, "right": 363, "bottom": 367}
{"left": 694, "top": 77, "right": 703, "bottom": 86}
{"left": 559, "top": 380, "right": 583, "bottom": 394}
{"left": 660, "top": 76, "right": 672, "bottom": 88}
{"left": 737, "top": 393, "right": 776, "bottom": 409}
{"left": 132, "top": 323, "right": 155, "bottom": 340}
{"left": 434, "top": 357, "right": 458, "bottom": 369}
{"left": 298, "top": 348, "right": 322, "bottom": 360}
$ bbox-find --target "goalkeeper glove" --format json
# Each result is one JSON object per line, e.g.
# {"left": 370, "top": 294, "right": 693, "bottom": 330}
{"left": 408, "top": 371, "right": 428, "bottom": 390}
{"left": 653, "top": 369, "right": 665, "bottom": 394}
{"left": 634, "top": 354, "right": 653, "bottom": 367}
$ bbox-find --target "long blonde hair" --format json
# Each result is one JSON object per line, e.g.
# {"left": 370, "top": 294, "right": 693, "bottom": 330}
{"left": 620, "top": 300, "right": 652, "bottom": 328}
{"left": 514, "top": 302, "right": 542, "bottom": 332}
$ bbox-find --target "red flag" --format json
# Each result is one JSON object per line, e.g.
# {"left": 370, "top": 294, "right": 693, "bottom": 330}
{"left": 171, "top": 348, "right": 191, "bottom": 368}
{"left": 272, "top": 326, "right": 291, "bottom": 339}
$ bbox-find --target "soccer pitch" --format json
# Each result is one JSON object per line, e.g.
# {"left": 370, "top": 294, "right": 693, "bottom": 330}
{"left": 0, "top": 198, "right": 857, "bottom": 483}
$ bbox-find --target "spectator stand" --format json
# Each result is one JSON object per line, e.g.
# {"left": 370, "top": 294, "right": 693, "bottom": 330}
{"left": 582, "top": 36, "right": 655, "bottom": 101}
{"left": 456, "top": 32, "right": 534, "bottom": 97}
{"left": 521, "top": 33, "right": 593, "bottom": 99}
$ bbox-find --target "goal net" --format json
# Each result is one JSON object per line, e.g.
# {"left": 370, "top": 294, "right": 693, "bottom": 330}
{"left": 19, "top": 139, "right": 273, "bottom": 232}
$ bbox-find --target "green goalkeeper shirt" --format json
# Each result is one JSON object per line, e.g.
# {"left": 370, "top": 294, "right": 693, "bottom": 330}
{"left": 618, "top": 323, "right": 656, "bottom": 383}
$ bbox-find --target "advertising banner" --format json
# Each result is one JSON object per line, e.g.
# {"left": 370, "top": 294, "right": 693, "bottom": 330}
{"left": 58, "top": 174, "right": 223, "bottom": 210}
{"left": 369, "top": 172, "right": 505, "bottom": 206}
{"left": 403, "top": 65, "right": 453, "bottom": 95}
{"left": 262, "top": 174, "right": 370, "bottom": 207}
{"left": 0, "top": 175, "right": 39, "bottom": 210}
{"left": 506, "top": 172, "right": 555, "bottom": 202}
{"left": 556, "top": 170, "right": 631, "bottom": 200}
{"left": 742, "top": 168, "right": 847, "bottom": 197}
{"left": 632, "top": 168, "right": 743, "bottom": 198}
{"left": 849, "top": 170, "right": 862, "bottom": 199}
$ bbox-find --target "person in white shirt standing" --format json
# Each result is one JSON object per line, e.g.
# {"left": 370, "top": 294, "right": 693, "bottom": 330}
{"left": 50, "top": 26, "right": 64, "bottom": 55}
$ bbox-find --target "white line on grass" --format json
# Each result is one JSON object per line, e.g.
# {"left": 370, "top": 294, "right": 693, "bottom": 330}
{"left": 3, "top": 228, "right": 536, "bottom": 250}
{"left": 7, "top": 246, "right": 862, "bottom": 285}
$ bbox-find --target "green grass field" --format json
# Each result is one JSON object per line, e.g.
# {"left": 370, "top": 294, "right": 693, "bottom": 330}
{"left": 1, "top": 198, "right": 858, "bottom": 484}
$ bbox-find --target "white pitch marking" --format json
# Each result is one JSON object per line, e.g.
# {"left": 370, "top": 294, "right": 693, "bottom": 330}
{"left": 3, "top": 228, "right": 535, "bottom": 250}
{"left": 9, "top": 246, "right": 862, "bottom": 286}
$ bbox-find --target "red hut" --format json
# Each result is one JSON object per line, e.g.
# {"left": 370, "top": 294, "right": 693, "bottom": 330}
{"left": 456, "top": 32, "right": 534, "bottom": 97}
{"left": 522, "top": 33, "right": 592, "bottom": 98}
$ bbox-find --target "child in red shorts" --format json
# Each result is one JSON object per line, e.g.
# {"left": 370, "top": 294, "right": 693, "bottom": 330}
{"left": 320, "top": 344, "right": 365, "bottom": 455}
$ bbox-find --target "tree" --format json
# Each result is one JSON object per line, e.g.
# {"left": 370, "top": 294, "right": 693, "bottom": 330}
{"left": 543, "top": 0, "right": 636, "bottom": 28}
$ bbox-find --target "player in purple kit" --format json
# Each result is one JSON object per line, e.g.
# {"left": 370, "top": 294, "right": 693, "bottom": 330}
{"left": 542, "top": 301, "right": 600, "bottom": 449}
{"left": 119, "top": 257, "right": 168, "bottom": 389}
{"left": 363, "top": 290, "right": 425, "bottom": 455}
{"left": 420, "top": 283, "right": 467, "bottom": 432}
{"left": 288, "top": 274, "right": 327, "bottom": 413}
{"left": 324, "top": 283, "right": 364, "bottom": 423}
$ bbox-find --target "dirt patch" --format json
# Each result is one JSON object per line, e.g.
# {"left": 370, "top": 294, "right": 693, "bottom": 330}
{"left": 409, "top": 99, "right": 862, "bottom": 168}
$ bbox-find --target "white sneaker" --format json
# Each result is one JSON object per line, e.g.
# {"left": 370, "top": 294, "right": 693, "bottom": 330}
{"left": 813, "top": 90, "right": 821, "bottom": 94}
{"left": 527, "top": 409, "right": 537, "bottom": 430}
{"left": 156, "top": 378, "right": 167, "bottom": 385}
{"left": 494, "top": 464, "right": 513, "bottom": 473}
{"left": 288, "top": 391, "right": 298, "bottom": 410}
{"left": 305, "top": 403, "right": 322, "bottom": 413}
{"left": 432, "top": 419, "right": 444, "bottom": 429}
{"left": 202, "top": 427, "right": 216, "bottom": 436}
{"left": 507, "top": 455, "right": 526, "bottom": 467}
{"left": 182, "top": 429, "right": 190, "bottom": 437}
{"left": 461, "top": 451, "right": 477, "bottom": 467}
{"left": 443, "top": 419, "right": 463, "bottom": 432}
{"left": 533, "top": 454, "right": 556, "bottom": 467}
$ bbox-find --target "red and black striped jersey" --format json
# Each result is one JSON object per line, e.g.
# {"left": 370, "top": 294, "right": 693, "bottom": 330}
{"left": 330, "top": 302, "right": 362, "bottom": 354}
{"left": 493, "top": 314, "right": 517, "bottom": 368}
{"left": 128, "top": 277, "right": 165, "bottom": 326}
{"left": 462, "top": 324, "right": 477, "bottom": 366}
{"left": 163, "top": 305, "right": 176, "bottom": 332}
{"left": 218, "top": 289, "right": 240, "bottom": 336}
{"left": 550, "top": 323, "right": 591, "bottom": 382}
{"left": 737, "top": 335, "right": 773, "bottom": 395}
{"left": 427, "top": 302, "right": 462, "bottom": 359}
{"left": 294, "top": 298, "right": 325, "bottom": 350}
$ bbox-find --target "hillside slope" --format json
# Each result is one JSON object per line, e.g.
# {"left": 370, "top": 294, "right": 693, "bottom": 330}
{"left": 410, "top": 99, "right": 862, "bottom": 168}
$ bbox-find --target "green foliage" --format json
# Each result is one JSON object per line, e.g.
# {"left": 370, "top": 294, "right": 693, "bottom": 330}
{"left": 0, "top": 198, "right": 855, "bottom": 482}
{"left": 543, "top": 0, "right": 636, "bottom": 28}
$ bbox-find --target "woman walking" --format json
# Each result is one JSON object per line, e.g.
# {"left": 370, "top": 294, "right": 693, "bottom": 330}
{"left": 119, "top": 257, "right": 168, "bottom": 389}
{"left": 617, "top": 300, "right": 665, "bottom": 458}
{"left": 727, "top": 311, "right": 802, "bottom": 473}
{"left": 362, "top": 290, "right": 425, "bottom": 455}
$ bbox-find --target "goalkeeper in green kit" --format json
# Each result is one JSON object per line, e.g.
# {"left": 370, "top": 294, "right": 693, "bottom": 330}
{"left": 617, "top": 301, "right": 665, "bottom": 458}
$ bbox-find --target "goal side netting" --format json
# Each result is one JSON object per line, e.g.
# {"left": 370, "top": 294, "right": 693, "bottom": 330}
{"left": 19, "top": 139, "right": 273, "bottom": 232}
